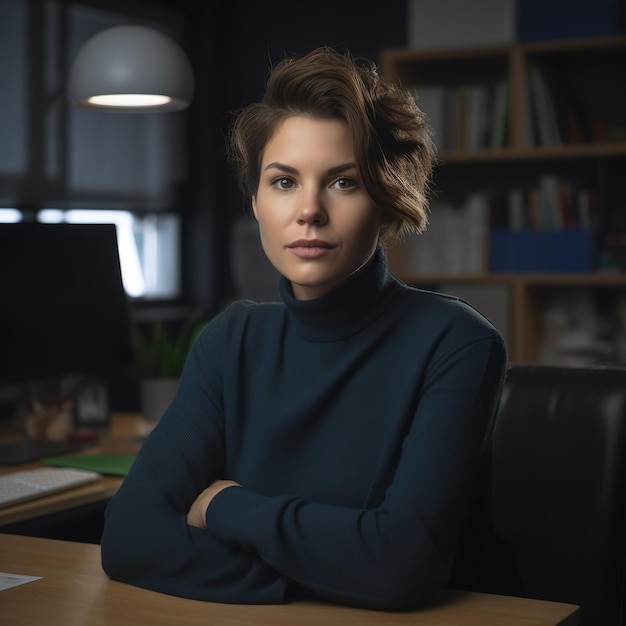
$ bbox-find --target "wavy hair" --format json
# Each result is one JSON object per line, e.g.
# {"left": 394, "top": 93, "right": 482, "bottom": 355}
{"left": 227, "top": 47, "right": 435, "bottom": 247}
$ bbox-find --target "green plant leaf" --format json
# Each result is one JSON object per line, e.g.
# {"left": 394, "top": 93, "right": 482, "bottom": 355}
{"left": 133, "top": 311, "right": 206, "bottom": 378}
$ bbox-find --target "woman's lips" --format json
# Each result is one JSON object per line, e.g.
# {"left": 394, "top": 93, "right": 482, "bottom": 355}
{"left": 287, "top": 240, "right": 335, "bottom": 259}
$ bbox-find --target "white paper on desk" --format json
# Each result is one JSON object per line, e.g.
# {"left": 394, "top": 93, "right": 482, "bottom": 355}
{"left": 0, "top": 572, "right": 42, "bottom": 591}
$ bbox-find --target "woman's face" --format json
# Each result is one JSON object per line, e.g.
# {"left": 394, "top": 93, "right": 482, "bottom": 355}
{"left": 252, "top": 116, "right": 383, "bottom": 300}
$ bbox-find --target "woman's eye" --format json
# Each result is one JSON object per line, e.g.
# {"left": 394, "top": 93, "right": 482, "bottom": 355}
{"left": 272, "top": 177, "right": 294, "bottom": 190}
{"left": 332, "top": 177, "right": 357, "bottom": 190}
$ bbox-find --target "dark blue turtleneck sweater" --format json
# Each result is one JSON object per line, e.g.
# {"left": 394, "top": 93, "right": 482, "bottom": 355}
{"left": 101, "top": 250, "right": 507, "bottom": 609}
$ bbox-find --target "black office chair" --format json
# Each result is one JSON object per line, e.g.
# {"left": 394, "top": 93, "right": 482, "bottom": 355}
{"left": 452, "top": 364, "right": 626, "bottom": 626}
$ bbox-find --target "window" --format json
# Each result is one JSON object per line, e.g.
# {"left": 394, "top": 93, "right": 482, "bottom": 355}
{"left": 0, "top": 0, "right": 189, "bottom": 301}
{"left": 0, "top": 0, "right": 26, "bottom": 178}
{"left": 0, "top": 209, "right": 23, "bottom": 223}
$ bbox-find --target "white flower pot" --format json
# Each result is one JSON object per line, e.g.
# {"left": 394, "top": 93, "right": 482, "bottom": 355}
{"left": 140, "top": 377, "right": 179, "bottom": 422}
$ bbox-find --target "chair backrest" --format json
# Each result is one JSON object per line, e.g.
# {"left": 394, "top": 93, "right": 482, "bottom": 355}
{"left": 490, "top": 364, "right": 626, "bottom": 626}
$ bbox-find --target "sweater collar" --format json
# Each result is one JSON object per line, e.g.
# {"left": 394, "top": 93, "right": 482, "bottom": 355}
{"left": 279, "top": 247, "right": 401, "bottom": 342}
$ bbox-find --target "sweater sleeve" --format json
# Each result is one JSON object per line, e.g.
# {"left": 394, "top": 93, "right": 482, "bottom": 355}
{"left": 204, "top": 327, "right": 507, "bottom": 610}
{"left": 100, "top": 315, "right": 289, "bottom": 604}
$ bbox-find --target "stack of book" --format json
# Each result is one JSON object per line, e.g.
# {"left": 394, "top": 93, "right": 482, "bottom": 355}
{"left": 404, "top": 194, "right": 489, "bottom": 275}
{"left": 413, "top": 81, "right": 509, "bottom": 151}
{"left": 490, "top": 175, "right": 596, "bottom": 273}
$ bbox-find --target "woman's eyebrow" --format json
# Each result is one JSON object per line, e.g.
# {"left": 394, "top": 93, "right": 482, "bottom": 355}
{"left": 327, "top": 162, "right": 357, "bottom": 176}
{"left": 263, "top": 162, "right": 298, "bottom": 174}
{"left": 263, "top": 162, "right": 357, "bottom": 175}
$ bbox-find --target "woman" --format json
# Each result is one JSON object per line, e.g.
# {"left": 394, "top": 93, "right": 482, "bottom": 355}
{"left": 101, "top": 47, "right": 507, "bottom": 610}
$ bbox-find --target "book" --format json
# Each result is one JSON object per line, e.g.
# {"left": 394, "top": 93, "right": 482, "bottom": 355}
{"left": 528, "top": 64, "right": 563, "bottom": 147}
{"left": 539, "top": 175, "right": 563, "bottom": 230}
{"left": 466, "top": 84, "right": 492, "bottom": 150}
{"left": 408, "top": 0, "right": 517, "bottom": 49}
{"left": 518, "top": 0, "right": 620, "bottom": 42}
{"left": 405, "top": 197, "right": 488, "bottom": 275}
{"left": 42, "top": 453, "right": 136, "bottom": 476}
{"left": 406, "top": 204, "right": 451, "bottom": 274}
{"left": 490, "top": 80, "right": 509, "bottom": 149}
{"left": 507, "top": 189, "right": 526, "bottom": 231}
{"left": 412, "top": 85, "right": 448, "bottom": 150}
{"left": 465, "top": 193, "right": 489, "bottom": 273}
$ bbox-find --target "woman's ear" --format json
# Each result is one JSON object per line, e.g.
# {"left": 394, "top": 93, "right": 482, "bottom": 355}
{"left": 251, "top": 196, "right": 259, "bottom": 220}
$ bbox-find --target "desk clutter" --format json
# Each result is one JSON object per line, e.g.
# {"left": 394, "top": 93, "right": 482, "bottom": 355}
{"left": 0, "top": 414, "right": 145, "bottom": 545}
{"left": 42, "top": 452, "right": 135, "bottom": 476}
{"left": 0, "top": 467, "right": 101, "bottom": 508}
{"left": 0, "top": 438, "right": 87, "bottom": 466}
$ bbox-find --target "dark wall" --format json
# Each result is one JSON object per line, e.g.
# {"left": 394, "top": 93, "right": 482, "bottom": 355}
{"left": 211, "top": 0, "right": 409, "bottom": 109}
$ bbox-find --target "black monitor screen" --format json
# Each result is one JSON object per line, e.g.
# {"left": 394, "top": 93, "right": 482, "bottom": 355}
{"left": 0, "top": 223, "right": 134, "bottom": 384}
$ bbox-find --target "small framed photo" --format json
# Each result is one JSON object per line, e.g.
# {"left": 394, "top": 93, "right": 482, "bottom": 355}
{"left": 74, "top": 379, "right": 110, "bottom": 430}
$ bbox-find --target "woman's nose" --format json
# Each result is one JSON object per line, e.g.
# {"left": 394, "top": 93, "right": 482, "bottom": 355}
{"left": 295, "top": 188, "right": 328, "bottom": 225}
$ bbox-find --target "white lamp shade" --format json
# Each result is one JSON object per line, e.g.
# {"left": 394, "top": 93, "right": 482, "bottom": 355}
{"left": 68, "top": 25, "right": 195, "bottom": 112}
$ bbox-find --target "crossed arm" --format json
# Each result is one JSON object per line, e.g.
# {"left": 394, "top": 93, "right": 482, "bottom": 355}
{"left": 102, "top": 324, "right": 506, "bottom": 609}
{"left": 186, "top": 479, "right": 239, "bottom": 528}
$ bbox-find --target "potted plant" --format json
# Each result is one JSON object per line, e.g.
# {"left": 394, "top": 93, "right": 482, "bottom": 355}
{"left": 133, "top": 312, "right": 206, "bottom": 421}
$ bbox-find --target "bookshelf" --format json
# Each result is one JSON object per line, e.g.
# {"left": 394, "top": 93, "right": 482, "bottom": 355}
{"left": 381, "top": 35, "right": 626, "bottom": 364}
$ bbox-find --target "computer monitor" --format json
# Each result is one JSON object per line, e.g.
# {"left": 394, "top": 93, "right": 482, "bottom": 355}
{"left": 0, "top": 222, "right": 134, "bottom": 385}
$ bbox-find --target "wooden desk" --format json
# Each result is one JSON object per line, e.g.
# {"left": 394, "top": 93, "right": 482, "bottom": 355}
{"left": 0, "top": 414, "right": 151, "bottom": 527}
{"left": 0, "top": 534, "right": 579, "bottom": 626}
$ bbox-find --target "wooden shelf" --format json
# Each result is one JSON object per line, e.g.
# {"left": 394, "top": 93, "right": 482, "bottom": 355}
{"left": 521, "top": 34, "right": 626, "bottom": 54}
{"left": 437, "top": 142, "right": 626, "bottom": 163}
{"left": 382, "top": 35, "right": 626, "bottom": 365}
{"left": 382, "top": 35, "right": 626, "bottom": 65}
{"left": 395, "top": 272, "right": 626, "bottom": 287}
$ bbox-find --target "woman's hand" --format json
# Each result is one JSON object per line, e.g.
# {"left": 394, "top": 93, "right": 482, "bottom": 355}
{"left": 187, "top": 479, "right": 240, "bottom": 529}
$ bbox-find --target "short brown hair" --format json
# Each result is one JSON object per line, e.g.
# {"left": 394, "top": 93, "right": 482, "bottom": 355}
{"left": 227, "top": 46, "right": 435, "bottom": 247}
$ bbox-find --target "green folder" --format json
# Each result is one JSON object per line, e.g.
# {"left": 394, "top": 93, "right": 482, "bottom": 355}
{"left": 41, "top": 453, "right": 136, "bottom": 476}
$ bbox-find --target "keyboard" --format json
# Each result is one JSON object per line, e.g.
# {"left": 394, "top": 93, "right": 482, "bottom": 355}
{"left": 0, "top": 467, "right": 101, "bottom": 508}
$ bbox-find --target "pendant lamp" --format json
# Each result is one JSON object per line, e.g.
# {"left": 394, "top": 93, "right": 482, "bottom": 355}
{"left": 68, "top": 25, "right": 194, "bottom": 112}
